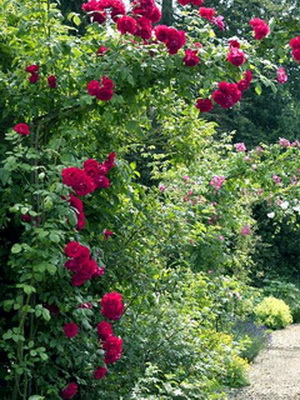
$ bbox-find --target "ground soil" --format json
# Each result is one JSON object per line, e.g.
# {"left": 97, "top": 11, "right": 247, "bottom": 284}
{"left": 228, "top": 324, "right": 300, "bottom": 400}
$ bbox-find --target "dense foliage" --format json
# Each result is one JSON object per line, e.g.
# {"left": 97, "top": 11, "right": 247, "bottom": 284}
{"left": 0, "top": 0, "right": 299, "bottom": 399}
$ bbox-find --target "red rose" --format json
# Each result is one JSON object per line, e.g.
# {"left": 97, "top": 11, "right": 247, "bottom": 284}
{"left": 94, "top": 366, "right": 108, "bottom": 380}
{"left": 249, "top": 18, "right": 270, "bottom": 40}
{"left": 61, "top": 167, "right": 96, "bottom": 196}
{"left": 195, "top": 98, "right": 213, "bottom": 113}
{"left": 48, "top": 75, "right": 57, "bottom": 88}
{"left": 117, "top": 16, "right": 138, "bottom": 35}
{"left": 63, "top": 322, "right": 79, "bottom": 338}
{"left": 212, "top": 82, "right": 242, "bottom": 109}
{"left": 96, "top": 175, "right": 111, "bottom": 188}
{"left": 199, "top": 7, "right": 216, "bottom": 20}
{"left": 64, "top": 241, "right": 90, "bottom": 260}
{"left": 97, "top": 45, "right": 110, "bottom": 55}
{"left": 87, "top": 77, "right": 114, "bottom": 101}
{"left": 103, "top": 336, "right": 123, "bottom": 364}
{"left": 227, "top": 48, "right": 246, "bottom": 66}
{"left": 97, "top": 321, "right": 113, "bottom": 340}
{"left": 290, "top": 36, "right": 300, "bottom": 62}
{"left": 154, "top": 25, "right": 170, "bottom": 42}
{"left": 87, "top": 80, "right": 101, "bottom": 96}
{"left": 103, "top": 229, "right": 114, "bottom": 239}
{"left": 25, "top": 64, "right": 39, "bottom": 73}
{"left": 183, "top": 49, "right": 200, "bottom": 67}
{"left": 164, "top": 28, "right": 186, "bottom": 55}
{"left": 229, "top": 40, "right": 240, "bottom": 48}
{"left": 20, "top": 214, "right": 32, "bottom": 222}
{"left": 237, "top": 70, "right": 253, "bottom": 91}
{"left": 83, "top": 159, "right": 102, "bottom": 179}
{"left": 13, "top": 123, "right": 30, "bottom": 136}
{"left": 134, "top": 17, "right": 153, "bottom": 40}
{"left": 61, "top": 382, "right": 78, "bottom": 399}
{"left": 100, "top": 292, "right": 124, "bottom": 320}
{"left": 29, "top": 73, "right": 39, "bottom": 83}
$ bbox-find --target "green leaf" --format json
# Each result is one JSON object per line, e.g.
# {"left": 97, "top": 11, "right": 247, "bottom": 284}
{"left": 11, "top": 244, "right": 22, "bottom": 254}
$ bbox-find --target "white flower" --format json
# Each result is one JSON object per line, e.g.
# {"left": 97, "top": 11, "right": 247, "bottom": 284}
{"left": 280, "top": 201, "right": 289, "bottom": 210}
{"left": 267, "top": 212, "right": 275, "bottom": 219}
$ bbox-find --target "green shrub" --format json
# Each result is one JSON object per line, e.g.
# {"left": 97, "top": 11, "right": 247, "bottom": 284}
{"left": 263, "top": 279, "right": 300, "bottom": 322}
{"left": 254, "top": 296, "right": 293, "bottom": 330}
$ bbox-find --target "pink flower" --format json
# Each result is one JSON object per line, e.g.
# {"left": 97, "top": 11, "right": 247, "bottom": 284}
{"left": 63, "top": 322, "right": 79, "bottom": 338}
{"left": 272, "top": 174, "right": 281, "bottom": 184}
{"left": 276, "top": 67, "right": 288, "bottom": 84}
{"left": 61, "top": 382, "right": 78, "bottom": 399}
{"left": 100, "top": 292, "right": 124, "bottom": 320}
{"left": 240, "top": 225, "right": 251, "bottom": 236}
{"left": 195, "top": 98, "right": 213, "bottom": 113}
{"left": 159, "top": 184, "right": 167, "bottom": 192}
{"left": 279, "top": 138, "right": 291, "bottom": 147}
{"left": 212, "top": 15, "right": 225, "bottom": 31}
{"left": 13, "top": 123, "right": 30, "bottom": 136}
{"left": 94, "top": 366, "right": 108, "bottom": 379}
{"left": 78, "top": 302, "right": 93, "bottom": 309}
{"left": 237, "top": 69, "right": 253, "bottom": 91}
{"left": 249, "top": 18, "right": 270, "bottom": 40}
{"left": 234, "top": 142, "right": 246, "bottom": 152}
{"left": 209, "top": 176, "right": 226, "bottom": 191}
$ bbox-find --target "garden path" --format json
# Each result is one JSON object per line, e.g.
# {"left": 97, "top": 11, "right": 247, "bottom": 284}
{"left": 228, "top": 324, "right": 300, "bottom": 400}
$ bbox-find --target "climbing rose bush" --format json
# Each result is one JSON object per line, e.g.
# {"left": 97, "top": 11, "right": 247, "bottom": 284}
{"left": 0, "top": 0, "right": 299, "bottom": 399}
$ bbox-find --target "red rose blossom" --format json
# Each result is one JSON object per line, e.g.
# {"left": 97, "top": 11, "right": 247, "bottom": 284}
{"left": 29, "top": 73, "right": 39, "bottom": 83}
{"left": 195, "top": 98, "right": 213, "bottom": 113}
{"left": 290, "top": 36, "right": 300, "bottom": 62}
{"left": 61, "top": 382, "right": 78, "bottom": 399}
{"left": 249, "top": 18, "right": 270, "bottom": 40}
{"left": 100, "top": 292, "right": 124, "bottom": 320}
{"left": 237, "top": 70, "right": 253, "bottom": 91}
{"left": 97, "top": 45, "right": 110, "bottom": 55}
{"left": 212, "top": 82, "right": 242, "bottom": 109}
{"left": 229, "top": 40, "right": 240, "bottom": 48}
{"left": 48, "top": 75, "right": 57, "bottom": 88}
{"left": 227, "top": 48, "right": 246, "bottom": 66}
{"left": 94, "top": 366, "right": 108, "bottom": 380}
{"left": 103, "top": 336, "right": 123, "bottom": 363}
{"left": 13, "top": 123, "right": 30, "bottom": 136}
{"left": 61, "top": 167, "right": 96, "bottom": 196}
{"left": 87, "top": 77, "right": 114, "bottom": 101}
{"left": 25, "top": 64, "right": 39, "bottom": 73}
{"left": 64, "top": 241, "right": 90, "bottom": 260}
{"left": 199, "top": 7, "right": 216, "bottom": 20}
{"left": 183, "top": 49, "right": 200, "bottom": 67}
{"left": 20, "top": 214, "right": 32, "bottom": 222}
{"left": 63, "top": 322, "right": 79, "bottom": 338}
{"left": 117, "top": 16, "right": 138, "bottom": 34}
{"left": 97, "top": 321, "right": 114, "bottom": 340}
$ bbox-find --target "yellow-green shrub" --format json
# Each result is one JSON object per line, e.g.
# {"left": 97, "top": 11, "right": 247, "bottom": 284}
{"left": 255, "top": 296, "right": 293, "bottom": 330}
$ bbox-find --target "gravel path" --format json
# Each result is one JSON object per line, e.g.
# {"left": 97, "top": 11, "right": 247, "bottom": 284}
{"left": 228, "top": 324, "right": 300, "bottom": 400}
